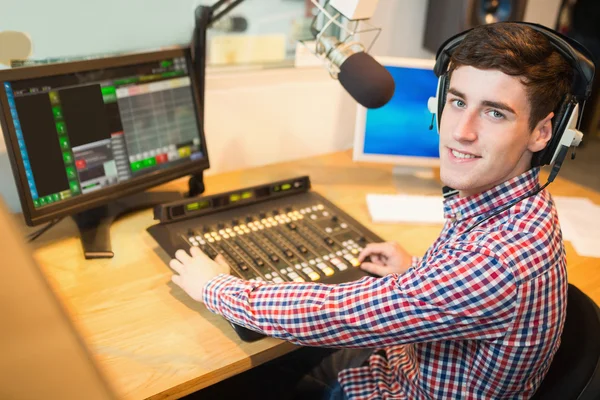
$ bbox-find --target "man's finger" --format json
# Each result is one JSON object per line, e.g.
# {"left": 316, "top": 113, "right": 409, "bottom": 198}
{"left": 175, "top": 249, "right": 193, "bottom": 263}
{"left": 169, "top": 258, "right": 184, "bottom": 274}
{"left": 190, "top": 246, "right": 211, "bottom": 260}
{"left": 358, "top": 242, "right": 394, "bottom": 262}
{"left": 360, "top": 262, "right": 390, "bottom": 277}
{"left": 214, "top": 254, "right": 229, "bottom": 268}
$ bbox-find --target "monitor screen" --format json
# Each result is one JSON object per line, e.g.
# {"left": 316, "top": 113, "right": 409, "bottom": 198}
{"left": 0, "top": 48, "right": 209, "bottom": 225}
{"left": 353, "top": 57, "right": 440, "bottom": 166}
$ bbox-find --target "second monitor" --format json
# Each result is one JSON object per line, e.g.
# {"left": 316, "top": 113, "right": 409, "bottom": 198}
{"left": 353, "top": 57, "right": 440, "bottom": 177}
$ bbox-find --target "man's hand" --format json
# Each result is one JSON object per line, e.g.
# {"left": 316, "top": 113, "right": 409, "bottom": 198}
{"left": 169, "top": 246, "right": 231, "bottom": 302}
{"left": 358, "top": 241, "right": 413, "bottom": 277}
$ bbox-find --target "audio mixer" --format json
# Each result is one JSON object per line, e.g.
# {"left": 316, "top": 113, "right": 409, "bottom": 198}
{"left": 147, "top": 176, "right": 384, "bottom": 340}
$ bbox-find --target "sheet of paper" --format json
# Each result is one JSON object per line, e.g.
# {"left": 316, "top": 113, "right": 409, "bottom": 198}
{"left": 366, "top": 194, "right": 445, "bottom": 224}
{"left": 552, "top": 196, "right": 600, "bottom": 258}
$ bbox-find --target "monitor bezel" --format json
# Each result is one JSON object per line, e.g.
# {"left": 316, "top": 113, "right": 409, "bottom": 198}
{"left": 352, "top": 56, "right": 440, "bottom": 167}
{"left": 0, "top": 47, "right": 210, "bottom": 226}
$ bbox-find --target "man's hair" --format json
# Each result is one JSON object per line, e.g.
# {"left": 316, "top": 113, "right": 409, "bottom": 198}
{"left": 448, "top": 23, "right": 574, "bottom": 131}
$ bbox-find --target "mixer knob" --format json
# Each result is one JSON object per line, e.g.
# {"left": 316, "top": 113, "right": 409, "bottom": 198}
{"left": 232, "top": 219, "right": 239, "bottom": 226}
{"left": 255, "top": 258, "right": 265, "bottom": 267}
{"left": 187, "top": 229, "right": 196, "bottom": 237}
{"left": 284, "top": 249, "right": 294, "bottom": 258}
{"left": 358, "top": 236, "right": 367, "bottom": 243}
{"left": 324, "top": 237, "right": 335, "bottom": 246}
{"left": 272, "top": 209, "right": 280, "bottom": 215}
{"left": 270, "top": 254, "right": 280, "bottom": 263}
{"left": 299, "top": 245, "right": 308, "bottom": 254}
{"left": 217, "top": 223, "right": 225, "bottom": 230}
{"left": 246, "top": 216, "right": 254, "bottom": 223}
{"left": 285, "top": 207, "right": 293, "bottom": 212}
{"left": 331, "top": 216, "right": 339, "bottom": 222}
{"left": 259, "top": 212, "right": 267, "bottom": 219}
{"left": 203, "top": 226, "right": 211, "bottom": 233}
{"left": 288, "top": 223, "right": 297, "bottom": 230}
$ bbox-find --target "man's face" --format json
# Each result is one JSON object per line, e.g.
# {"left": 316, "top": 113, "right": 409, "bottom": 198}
{"left": 438, "top": 66, "right": 552, "bottom": 197}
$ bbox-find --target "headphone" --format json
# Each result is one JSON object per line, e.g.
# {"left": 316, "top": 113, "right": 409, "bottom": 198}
{"left": 426, "top": 22, "right": 595, "bottom": 168}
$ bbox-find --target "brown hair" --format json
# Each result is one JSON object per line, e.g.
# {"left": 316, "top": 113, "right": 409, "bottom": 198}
{"left": 448, "top": 23, "right": 574, "bottom": 131}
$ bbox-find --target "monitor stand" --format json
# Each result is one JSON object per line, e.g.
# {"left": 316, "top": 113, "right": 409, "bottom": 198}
{"left": 391, "top": 165, "right": 442, "bottom": 192}
{"left": 72, "top": 172, "right": 205, "bottom": 260}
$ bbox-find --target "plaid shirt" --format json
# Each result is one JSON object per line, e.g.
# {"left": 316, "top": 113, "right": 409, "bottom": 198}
{"left": 203, "top": 168, "right": 567, "bottom": 399}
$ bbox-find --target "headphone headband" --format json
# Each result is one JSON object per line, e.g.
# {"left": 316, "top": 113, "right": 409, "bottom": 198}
{"left": 433, "top": 22, "right": 595, "bottom": 101}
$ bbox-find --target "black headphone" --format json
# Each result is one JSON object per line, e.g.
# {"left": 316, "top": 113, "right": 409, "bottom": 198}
{"left": 427, "top": 22, "right": 595, "bottom": 168}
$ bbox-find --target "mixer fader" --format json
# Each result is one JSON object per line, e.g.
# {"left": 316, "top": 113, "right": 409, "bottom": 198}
{"left": 148, "top": 176, "right": 383, "bottom": 286}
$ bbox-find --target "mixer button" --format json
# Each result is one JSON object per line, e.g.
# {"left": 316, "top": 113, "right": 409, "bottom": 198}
{"left": 293, "top": 277, "right": 305, "bottom": 282}
{"left": 335, "top": 263, "right": 348, "bottom": 271}
{"left": 341, "top": 223, "right": 348, "bottom": 229}
{"left": 280, "top": 268, "right": 287, "bottom": 275}
{"left": 323, "top": 267, "right": 335, "bottom": 277}
{"left": 273, "top": 277, "right": 284, "bottom": 283}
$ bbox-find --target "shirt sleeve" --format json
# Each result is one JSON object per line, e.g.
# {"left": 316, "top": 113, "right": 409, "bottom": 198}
{"left": 202, "top": 245, "right": 517, "bottom": 348}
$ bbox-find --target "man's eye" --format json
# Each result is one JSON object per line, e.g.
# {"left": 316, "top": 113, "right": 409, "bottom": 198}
{"left": 489, "top": 110, "right": 505, "bottom": 119}
{"left": 450, "top": 99, "right": 465, "bottom": 108}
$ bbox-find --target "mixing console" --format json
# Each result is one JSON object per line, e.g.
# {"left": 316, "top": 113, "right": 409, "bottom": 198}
{"left": 148, "top": 176, "right": 383, "bottom": 340}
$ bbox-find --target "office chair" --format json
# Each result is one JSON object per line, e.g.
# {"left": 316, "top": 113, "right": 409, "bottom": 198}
{"left": 532, "top": 284, "right": 600, "bottom": 400}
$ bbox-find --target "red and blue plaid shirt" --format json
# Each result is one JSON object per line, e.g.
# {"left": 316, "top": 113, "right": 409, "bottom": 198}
{"left": 203, "top": 168, "right": 567, "bottom": 399}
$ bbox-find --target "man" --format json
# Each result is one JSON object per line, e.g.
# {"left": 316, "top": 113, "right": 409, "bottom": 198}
{"left": 170, "top": 23, "right": 573, "bottom": 399}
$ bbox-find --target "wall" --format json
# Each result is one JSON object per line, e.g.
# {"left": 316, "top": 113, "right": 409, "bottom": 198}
{"left": 0, "top": 0, "right": 562, "bottom": 212}
{"left": 0, "top": 0, "right": 436, "bottom": 212}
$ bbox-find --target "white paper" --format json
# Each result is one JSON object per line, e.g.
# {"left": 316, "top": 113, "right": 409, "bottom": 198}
{"left": 553, "top": 196, "right": 600, "bottom": 258}
{"left": 366, "top": 194, "right": 445, "bottom": 224}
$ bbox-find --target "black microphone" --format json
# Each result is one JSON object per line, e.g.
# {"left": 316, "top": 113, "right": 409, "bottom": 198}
{"left": 318, "top": 36, "right": 395, "bottom": 109}
{"left": 211, "top": 16, "right": 248, "bottom": 33}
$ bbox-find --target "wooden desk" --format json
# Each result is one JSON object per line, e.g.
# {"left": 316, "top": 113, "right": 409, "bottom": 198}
{"left": 25, "top": 150, "right": 600, "bottom": 399}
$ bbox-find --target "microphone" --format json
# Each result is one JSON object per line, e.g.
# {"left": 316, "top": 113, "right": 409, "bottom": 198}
{"left": 210, "top": 16, "right": 248, "bottom": 33}
{"left": 301, "top": 0, "right": 394, "bottom": 108}
{"left": 317, "top": 36, "right": 394, "bottom": 108}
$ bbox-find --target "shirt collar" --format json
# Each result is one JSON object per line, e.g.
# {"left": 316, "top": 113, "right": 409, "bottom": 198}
{"left": 443, "top": 168, "right": 541, "bottom": 221}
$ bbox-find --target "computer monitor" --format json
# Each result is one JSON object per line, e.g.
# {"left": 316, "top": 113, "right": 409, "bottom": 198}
{"left": 0, "top": 48, "right": 209, "bottom": 257}
{"left": 352, "top": 57, "right": 440, "bottom": 176}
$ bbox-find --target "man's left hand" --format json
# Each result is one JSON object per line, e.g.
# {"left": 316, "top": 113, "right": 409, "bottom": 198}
{"left": 169, "top": 246, "right": 231, "bottom": 302}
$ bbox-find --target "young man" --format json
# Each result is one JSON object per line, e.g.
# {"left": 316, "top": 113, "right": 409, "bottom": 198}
{"left": 169, "top": 23, "right": 574, "bottom": 399}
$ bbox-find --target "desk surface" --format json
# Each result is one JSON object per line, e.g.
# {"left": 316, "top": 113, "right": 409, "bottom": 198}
{"left": 26, "top": 150, "right": 600, "bottom": 399}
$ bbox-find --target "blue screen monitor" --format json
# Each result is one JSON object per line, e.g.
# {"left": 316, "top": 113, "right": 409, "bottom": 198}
{"left": 353, "top": 57, "right": 440, "bottom": 167}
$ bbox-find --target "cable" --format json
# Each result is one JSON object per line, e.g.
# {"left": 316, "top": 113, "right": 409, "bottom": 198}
{"left": 27, "top": 217, "right": 64, "bottom": 243}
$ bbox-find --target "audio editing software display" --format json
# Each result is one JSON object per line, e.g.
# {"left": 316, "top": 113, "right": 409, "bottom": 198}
{"left": 148, "top": 177, "right": 382, "bottom": 285}
{"left": 3, "top": 56, "right": 203, "bottom": 209}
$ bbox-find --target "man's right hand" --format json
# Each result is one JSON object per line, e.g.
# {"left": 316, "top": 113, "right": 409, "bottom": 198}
{"left": 357, "top": 242, "right": 413, "bottom": 277}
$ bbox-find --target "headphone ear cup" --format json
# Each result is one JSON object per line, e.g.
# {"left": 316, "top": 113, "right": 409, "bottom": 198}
{"left": 532, "top": 96, "right": 577, "bottom": 167}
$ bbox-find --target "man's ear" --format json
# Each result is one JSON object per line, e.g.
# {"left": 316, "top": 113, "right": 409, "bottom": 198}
{"left": 528, "top": 112, "right": 554, "bottom": 153}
